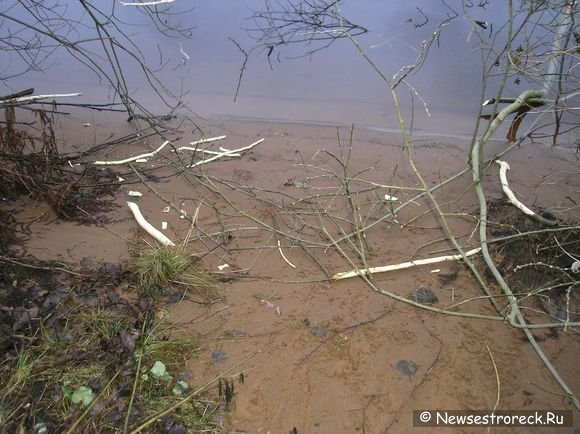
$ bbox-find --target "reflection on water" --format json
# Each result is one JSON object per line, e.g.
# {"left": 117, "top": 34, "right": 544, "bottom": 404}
{"left": 165, "top": 0, "right": 507, "bottom": 136}
{"left": 0, "top": 1, "right": 574, "bottom": 141}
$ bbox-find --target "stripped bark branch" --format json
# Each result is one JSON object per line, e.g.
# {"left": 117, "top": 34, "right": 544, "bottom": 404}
{"left": 333, "top": 248, "right": 481, "bottom": 280}
{"left": 127, "top": 201, "right": 175, "bottom": 246}
{"left": 496, "top": 160, "right": 558, "bottom": 226}
{"left": 0, "top": 93, "right": 82, "bottom": 108}
{"left": 94, "top": 141, "right": 170, "bottom": 165}
{"left": 188, "top": 138, "right": 264, "bottom": 168}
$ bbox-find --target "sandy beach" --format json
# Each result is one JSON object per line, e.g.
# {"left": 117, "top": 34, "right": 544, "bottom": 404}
{"left": 3, "top": 112, "right": 578, "bottom": 433}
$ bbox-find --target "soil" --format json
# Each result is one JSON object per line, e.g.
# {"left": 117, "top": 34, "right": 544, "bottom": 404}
{"left": 1, "top": 113, "right": 579, "bottom": 433}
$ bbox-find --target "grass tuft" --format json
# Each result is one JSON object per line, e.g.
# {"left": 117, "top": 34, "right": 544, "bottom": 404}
{"left": 132, "top": 246, "right": 217, "bottom": 299}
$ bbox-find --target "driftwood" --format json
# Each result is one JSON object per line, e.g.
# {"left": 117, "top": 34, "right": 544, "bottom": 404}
{"left": 175, "top": 135, "right": 227, "bottom": 152}
{"left": 496, "top": 160, "right": 558, "bottom": 226}
{"left": 94, "top": 141, "right": 170, "bottom": 166}
{"left": 333, "top": 248, "right": 481, "bottom": 280}
{"left": 127, "top": 201, "right": 175, "bottom": 246}
{"left": 188, "top": 138, "right": 264, "bottom": 168}
{"left": 0, "top": 92, "right": 82, "bottom": 108}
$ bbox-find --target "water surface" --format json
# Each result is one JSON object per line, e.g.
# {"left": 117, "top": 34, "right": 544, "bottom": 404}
{"left": 1, "top": 0, "right": 568, "bottom": 140}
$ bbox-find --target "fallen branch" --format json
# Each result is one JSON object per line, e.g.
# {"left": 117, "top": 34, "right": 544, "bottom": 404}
{"left": 177, "top": 148, "right": 241, "bottom": 157}
{"left": 472, "top": 88, "right": 580, "bottom": 409}
{"left": 176, "top": 135, "right": 227, "bottom": 151}
{"left": 191, "top": 135, "right": 226, "bottom": 145}
{"left": 127, "top": 201, "right": 175, "bottom": 246}
{"left": 0, "top": 92, "right": 82, "bottom": 107}
{"left": 94, "top": 140, "right": 170, "bottom": 165}
{"left": 496, "top": 160, "right": 558, "bottom": 226}
{"left": 277, "top": 240, "right": 296, "bottom": 268}
{"left": 333, "top": 248, "right": 481, "bottom": 280}
{"left": 0, "top": 255, "right": 89, "bottom": 276}
{"left": 189, "top": 138, "right": 264, "bottom": 168}
{"left": 0, "top": 88, "right": 34, "bottom": 101}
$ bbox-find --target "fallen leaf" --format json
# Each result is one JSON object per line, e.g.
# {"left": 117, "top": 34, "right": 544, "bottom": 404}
{"left": 172, "top": 380, "right": 189, "bottom": 396}
{"left": 71, "top": 386, "right": 94, "bottom": 407}
{"left": 120, "top": 330, "right": 138, "bottom": 353}
{"left": 150, "top": 360, "right": 172, "bottom": 381}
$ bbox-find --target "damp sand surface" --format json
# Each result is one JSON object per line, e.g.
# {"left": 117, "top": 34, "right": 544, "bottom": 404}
{"left": 4, "top": 116, "right": 579, "bottom": 433}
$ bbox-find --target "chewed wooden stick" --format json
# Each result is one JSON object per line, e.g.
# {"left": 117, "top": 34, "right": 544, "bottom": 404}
{"left": 333, "top": 248, "right": 481, "bottom": 280}
{"left": 127, "top": 201, "right": 175, "bottom": 246}
{"left": 0, "top": 92, "right": 81, "bottom": 107}
{"left": 189, "top": 138, "right": 264, "bottom": 168}
{"left": 94, "top": 141, "right": 170, "bottom": 165}
{"left": 176, "top": 135, "right": 227, "bottom": 151}
{"left": 277, "top": 240, "right": 296, "bottom": 268}
{"left": 496, "top": 160, "right": 557, "bottom": 226}
{"left": 496, "top": 160, "right": 535, "bottom": 216}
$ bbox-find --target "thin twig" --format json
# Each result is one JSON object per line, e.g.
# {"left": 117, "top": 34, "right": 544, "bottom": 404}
{"left": 485, "top": 343, "right": 501, "bottom": 434}
{"left": 94, "top": 140, "right": 171, "bottom": 165}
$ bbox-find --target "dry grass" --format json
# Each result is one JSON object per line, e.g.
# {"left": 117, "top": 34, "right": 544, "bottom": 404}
{"left": 132, "top": 245, "right": 218, "bottom": 300}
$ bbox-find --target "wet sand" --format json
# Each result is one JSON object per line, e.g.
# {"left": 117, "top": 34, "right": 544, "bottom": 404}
{"left": 4, "top": 116, "right": 579, "bottom": 433}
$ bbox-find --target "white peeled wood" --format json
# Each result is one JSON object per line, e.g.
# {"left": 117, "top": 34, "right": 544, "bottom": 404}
{"left": 94, "top": 141, "right": 170, "bottom": 165}
{"left": 333, "top": 248, "right": 481, "bottom": 280}
{"left": 496, "top": 160, "right": 536, "bottom": 216}
{"left": 127, "top": 201, "right": 175, "bottom": 246}
{"left": 189, "top": 139, "right": 264, "bottom": 168}
{"left": 0, "top": 93, "right": 82, "bottom": 107}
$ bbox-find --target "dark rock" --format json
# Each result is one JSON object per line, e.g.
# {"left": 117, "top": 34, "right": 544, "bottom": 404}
{"left": 409, "top": 286, "right": 438, "bottom": 304}
{"left": 396, "top": 359, "right": 418, "bottom": 377}
{"left": 211, "top": 349, "right": 227, "bottom": 364}
{"left": 310, "top": 325, "right": 327, "bottom": 337}
{"left": 223, "top": 329, "right": 245, "bottom": 338}
{"left": 437, "top": 265, "right": 459, "bottom": 284}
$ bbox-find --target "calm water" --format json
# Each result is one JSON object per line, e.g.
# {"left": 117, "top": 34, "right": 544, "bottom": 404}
{"left": 1, "top": 1, "right": 567, "bottom": 139}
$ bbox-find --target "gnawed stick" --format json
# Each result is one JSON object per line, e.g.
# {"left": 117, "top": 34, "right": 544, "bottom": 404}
{"left": 0, "top": 92, "right": 82, "bottom": 107}
{"left": 127, "top": 201, "right": 175, "bottom": 246}
{"left": 177, "top": 148, "right": 241, "bottom": 157}
{"left": 189, "top": 135, "right": 226, "bottom": 146}
{"left": 94, "top": 140, "right": 170, "bottom": 165}
{"left": 333, "top": 248, "right": 481, "bottom": 280}
{"left": 176, "top": 135, "right": 227, "bottom": 151}
{"left": 496, "top": 160, "right": 557, "bottom": 226}
{"left": 277, "top": 240, "right": 296, "bottom": 268}
{"left": 188, "top": 138, "right": 264, "bottom": 168}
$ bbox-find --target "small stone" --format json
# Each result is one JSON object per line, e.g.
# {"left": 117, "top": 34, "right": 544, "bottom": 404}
{"left": 223, "top": 330, "right": 245, "bottom": 338}
{"left": 437, "top": 265, "right": 459, "bottom": 284}
{"left": 211, "top": 349, "right": 227, "bottom": 364}
{"left": 310, "top": 325, "right": 327, "bottom": 337}
{"left": 396, "top": 359, "right": 418, "bottom": 377}
{"left": 409, "top": 286, "right": 438, "bottom": 304}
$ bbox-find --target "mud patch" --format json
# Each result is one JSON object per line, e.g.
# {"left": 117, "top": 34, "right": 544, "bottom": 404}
{"left": 487, "top": 198, "right": 580, "bottom": 324}
{"left": 0, "top": 247, "right": 224, "bottom": 433}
